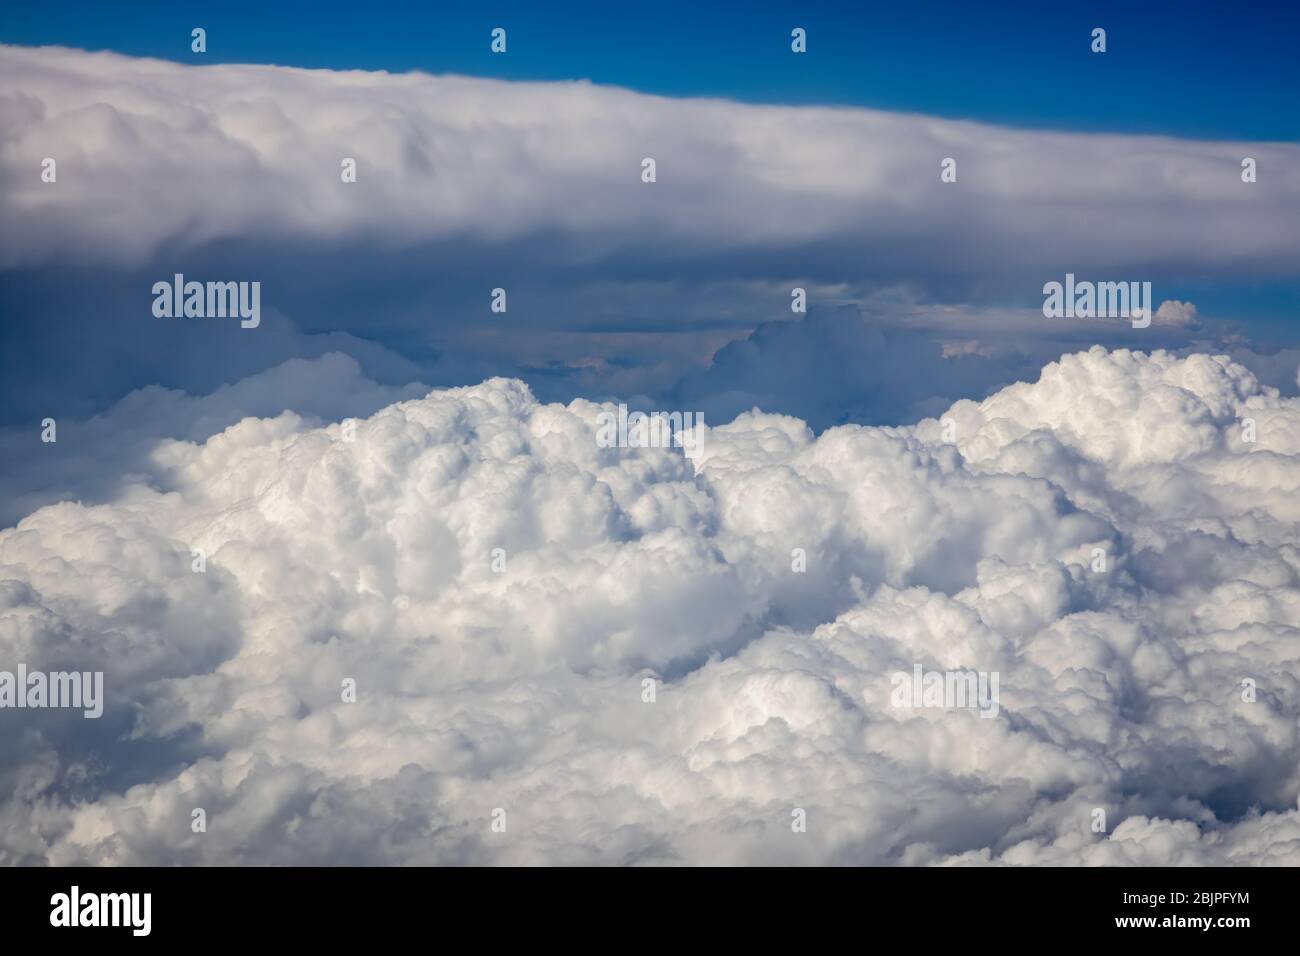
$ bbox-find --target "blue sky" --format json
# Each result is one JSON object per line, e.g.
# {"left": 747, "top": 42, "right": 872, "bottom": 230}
{"left": 4, "top": 0, "right": 1298, "bottom": 140}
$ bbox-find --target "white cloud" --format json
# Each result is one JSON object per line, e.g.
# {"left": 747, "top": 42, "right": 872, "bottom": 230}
{"left": 0, "top": 352, "right": 428, "bottom": 527}
{"left": 2, "top": 44, "right": 1298, "bottom": 284}
{"left": 1154, "top": 299, "right": 1199, "bottom": 327}
{"left": 2, "top": 347, "right": 1297, "bottom": 864}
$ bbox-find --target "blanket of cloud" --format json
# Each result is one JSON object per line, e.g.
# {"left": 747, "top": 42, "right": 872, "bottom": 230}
{"left": 5, "top": 44, "right": 1299, "bottom": 275}
{"left": 3, "top": 43, "right": 1300, "bottom": 430}
{"left": 2, "top": 345, "right": 1298, "bottom": 865}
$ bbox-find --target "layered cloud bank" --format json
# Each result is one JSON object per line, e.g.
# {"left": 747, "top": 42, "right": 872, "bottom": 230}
{"left": 3, "top": 44, "right": 1297, "bottom": 433}
{"left": 2, "top": 347, "right": 1298, "bottom": 865}
{"left": 3, "top": 43, "right": 1299, "bottom": 282}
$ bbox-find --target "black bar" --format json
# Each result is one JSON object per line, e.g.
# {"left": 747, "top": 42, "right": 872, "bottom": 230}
{"left": 0, "top": 866, "right": 1282, "bottom": 943}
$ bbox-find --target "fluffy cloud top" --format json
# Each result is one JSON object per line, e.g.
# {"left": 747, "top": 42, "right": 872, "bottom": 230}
{"left": 2, "top": 347, "right": 1297, "bottom": 864}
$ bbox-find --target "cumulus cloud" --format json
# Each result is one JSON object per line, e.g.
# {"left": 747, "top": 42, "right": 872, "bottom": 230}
{"left": 0, "top": 352, "right": 427, "bottom": 527}
{"left": 1154, "top": 299, "right": 1200, "bottom": 328}
{"left": 2, "top": 347, "right": 1297, "bottom": 865}
{"left": 664, "top": 297, "right": 1300, "bottom": 432}
{"left": 670, "top": 304, "right": 1029, "bottom": 429}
